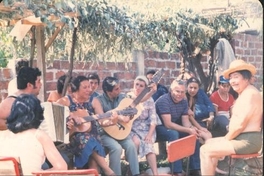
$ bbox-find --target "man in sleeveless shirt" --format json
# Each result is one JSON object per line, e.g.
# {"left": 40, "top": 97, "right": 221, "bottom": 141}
{"left": 0, "top": 67, "right": 42, "bottom": 130}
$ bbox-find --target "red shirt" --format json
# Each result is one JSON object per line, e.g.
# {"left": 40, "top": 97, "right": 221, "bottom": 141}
{"left": 210, "top": 90, "right": 235, "bottom": 112}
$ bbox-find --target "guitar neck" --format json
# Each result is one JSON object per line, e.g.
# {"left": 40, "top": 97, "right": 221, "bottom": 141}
{"left": 131, "top": 87, "right": 151, "bottom": 107}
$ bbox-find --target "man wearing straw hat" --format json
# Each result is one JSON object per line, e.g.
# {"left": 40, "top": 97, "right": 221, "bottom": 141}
{"left": 200, "top": 59, "right": 263, "bottom": 175}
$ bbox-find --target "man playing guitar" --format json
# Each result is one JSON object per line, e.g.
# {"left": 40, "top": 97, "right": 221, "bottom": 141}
{"left": 92, "top": 76, "right": 157, "bottom": 176}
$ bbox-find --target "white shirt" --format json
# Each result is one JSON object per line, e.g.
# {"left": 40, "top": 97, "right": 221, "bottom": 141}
{"left": 7, "top": 78, "right": 18, "bottom": 96}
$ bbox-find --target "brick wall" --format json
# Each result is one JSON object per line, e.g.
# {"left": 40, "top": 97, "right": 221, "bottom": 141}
{"left": 0, "top": 33, "right": 262, "bottom": 102}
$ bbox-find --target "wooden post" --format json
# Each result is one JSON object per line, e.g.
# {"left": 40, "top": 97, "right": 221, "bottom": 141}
{"left": 36, "top": 26, "right": 46, "bottom": 102}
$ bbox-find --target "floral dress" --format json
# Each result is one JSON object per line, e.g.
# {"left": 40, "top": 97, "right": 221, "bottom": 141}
{"left": 129, "top": 97, "right": 161, "bottom": 158}
{"left": 66, "top": 95, "right": 105, "bottom": 168}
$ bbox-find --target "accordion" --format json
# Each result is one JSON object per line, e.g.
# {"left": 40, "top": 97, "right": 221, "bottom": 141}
{"left": 39, "top": 102, "right": 69, "bottom": 143}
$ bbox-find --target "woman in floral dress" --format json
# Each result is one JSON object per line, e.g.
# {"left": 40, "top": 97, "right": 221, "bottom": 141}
{"left": 56, "top": 75, "right": 116, "bottom": 175}
{"left": 128, "top": 76, "right": 161, "bottom": 175}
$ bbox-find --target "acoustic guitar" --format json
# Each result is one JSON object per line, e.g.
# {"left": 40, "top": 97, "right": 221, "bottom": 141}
{"left": 67, "top": 107, "right": 138, "bottom": 134}
{"left": 102, "top": 69, "right": 164, "bottom": 140}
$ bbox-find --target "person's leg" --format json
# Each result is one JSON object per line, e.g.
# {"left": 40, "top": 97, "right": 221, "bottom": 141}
{"left": 200, "top": 137, "right": 235, "bottom": 175}
{"left": 88, "top": 158, "right": 100, "bottom": 173}
{"left": 119, "top": 137, "right": 140, "bottom": 175}
{"left": 156, "top": 125, "right": 182, "bottom": 173}
{"left": 146, "top": 152, "right": 158, "bottom": 175}
{"left": 100, "top": 134, "right": 123, "bottom": 175}
{"left": 91, "top": 152, "right": 115, "bottom": 175}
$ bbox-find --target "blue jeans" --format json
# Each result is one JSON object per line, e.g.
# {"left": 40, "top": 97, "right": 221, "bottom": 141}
{"left": 100, "top": 134, "right": 139, "bottom": 176}
{"left": 156, "top": 125, "right": 200, "bottom": 173}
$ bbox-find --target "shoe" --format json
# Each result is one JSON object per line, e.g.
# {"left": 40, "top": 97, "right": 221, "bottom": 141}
{"left": 189, "top": 169, "right": 201, "bottom": 176}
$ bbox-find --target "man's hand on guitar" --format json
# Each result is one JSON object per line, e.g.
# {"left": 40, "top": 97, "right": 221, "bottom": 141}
{"left": 118, "top": 115, "right": 130, "bottom": 123}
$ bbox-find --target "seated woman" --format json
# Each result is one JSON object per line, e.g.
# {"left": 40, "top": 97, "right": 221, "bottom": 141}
{"left": 185, "top": 77, "right": 213, "bottom": 142}
{"left": 128, "top": 76, "right": 161, "bottom": 175}
{"left": 56, "top": 75, "right": 116, "bottom": 175}
{"left": 47, "top": 74, "right": 72, "bottom": 102}
{"left": 0, "top": 94, "right": 67, "bottom": 175}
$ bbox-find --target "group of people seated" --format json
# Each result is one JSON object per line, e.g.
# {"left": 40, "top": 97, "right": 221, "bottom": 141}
{"left": 0, "top": 59, "right": 262, "bottom": 176}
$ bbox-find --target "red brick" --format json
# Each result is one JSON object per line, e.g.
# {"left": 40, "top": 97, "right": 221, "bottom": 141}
{"left": 257, "top": 50, "right": 263, "bottom": 56}
{"left": 244, "top": 50, "right": 250, "bottom": 55}
{"left": 2, "top": 68, "right": 12, "bottom": 80}
{"left": 61, "top": 61, "right": 70, "bottom": 69}
{"left": 145, "top": 60, "right": 157, "bottom": 67}
{"left": 0, "top": 80, "right": 9, "bottom": 90}
{"left": 248, "top": 57, "right": 255, "bottom": 62}
{"left": 160, "top": 52, "right": 169, "bottom": 60}
{"left": 255, "top": 43, "right": 263, "bottom": 48}
{"left": 156, "top": 61, "right": 166, "bottom": 68}
{"left": 166, "top": 61, "right": 176, "bottom": 69}
{"left": 46, "top": 72, "right": 54, "bottom": 81}
{"left": 52, "top": 60, "right": 61, "bottom": 69}
{"left": 45, "top": 82, "right": 57, "bottom": 91}
{"left": 154, "top": 51, "right": 160, "bottom": 59}
{"left": 255, "top": 57, "right": 262, "bottom": 62}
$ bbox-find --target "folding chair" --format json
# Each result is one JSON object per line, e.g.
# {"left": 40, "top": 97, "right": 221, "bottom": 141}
{"left": 228, "top": 152, "right": 262, "bottom": 176}
{"left": 32, "top": 169, "right": 99, "bottom": 176}
{"left": 0, "top": 156, "right": 22, "bottom": 176}
{"left": 167, "top": 134, "right": 196, "bottom": 176}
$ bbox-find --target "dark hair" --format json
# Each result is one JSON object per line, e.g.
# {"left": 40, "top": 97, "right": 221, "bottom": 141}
{"left": 15, "top": 59, "right": 29, "bottom": 75}
{"left": 71, "top": 75, "right": 89, "bottom": 92}
{"left": 7, "top": 94, "right": 44, "bottom": 133}
{"left": 146, "top": 70, "right": 156, "bottom": 75}
{"left": 102, "top": 76, "right": 119, "bottom": 94}
{"left": 87, "top": 72, "right": 100, "bottom": 85}
{"left": 17, "top": 67, "right": 42, "bottom": 89}
{"left": 186, "top": 77, "right": 200, "bottom": 87}
{"left": 237, "top": 70, "right": 252, "bottom": 80}
{"left": 57, "top": 75, "right": 72, "bottom": 94}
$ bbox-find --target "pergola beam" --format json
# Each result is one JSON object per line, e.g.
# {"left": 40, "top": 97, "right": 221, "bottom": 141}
{"left": 45, "top": 23, "right": 65, "bottom": 52}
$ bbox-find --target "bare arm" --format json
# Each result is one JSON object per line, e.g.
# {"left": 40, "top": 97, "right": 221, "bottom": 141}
{"left": 92, "top": 97, "right": 118, "bottom": 126}
{"left": 37, "top": 130, "right": 67, "bottom": 170}
{"left": 161, "top": 114, "right": 194, "bottom": 134}
{"left": 56, "top": 96, "right": 70, "bottom": 107}
{"left": 213, "top": 105, "right": 219, "bottom": 116}
{"left": 189, "top": 115, "right": 203, "bottom": 130}
{"left": 0, "top": 98, "right": 15, "bottom": 130}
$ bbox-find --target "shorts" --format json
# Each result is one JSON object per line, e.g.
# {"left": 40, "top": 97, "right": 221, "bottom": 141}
{"left": 231, "top": 131, "right": 262, "bottom": 155}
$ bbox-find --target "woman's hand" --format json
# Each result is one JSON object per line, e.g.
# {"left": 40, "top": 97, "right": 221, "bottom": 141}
{"left": 148, "top": 82, "right": 157, "bottom": 93}
{"left": 144, "top": 134, "right": 153, "bottom": 144}
{"left": 67, "top": 114, "right": 91, "bottom": 133}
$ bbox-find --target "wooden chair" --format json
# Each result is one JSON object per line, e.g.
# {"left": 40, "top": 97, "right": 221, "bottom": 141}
{"left": 0, "top": 156, "right": 99, "bottom": 176}
{"left": 228, "top": 152, "right": 262, "bottom": 176}
{"left": 0, "top": 156, "right": 22, "bottom": 176}
{"left": 167, "top": 134, "right": 196, "bottom": 176}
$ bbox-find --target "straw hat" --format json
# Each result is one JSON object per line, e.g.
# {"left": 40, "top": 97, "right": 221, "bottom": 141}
{"left": 223, "top": 59, "right": 256, "bottom": 79}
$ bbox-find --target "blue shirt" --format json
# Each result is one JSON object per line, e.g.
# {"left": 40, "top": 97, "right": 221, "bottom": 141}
{"left": 188, "top": 89, "right": 215, "bottom": 121}
{"left": 152, "top": 84, "right": 169, "bottom": 101}
{"left": 155, "top": 93, "right": 188, "bottom": 125}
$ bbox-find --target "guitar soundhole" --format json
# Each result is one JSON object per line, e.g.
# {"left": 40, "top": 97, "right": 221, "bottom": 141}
{"left": 117, "top": 123, "right": 125, "bottom": 130}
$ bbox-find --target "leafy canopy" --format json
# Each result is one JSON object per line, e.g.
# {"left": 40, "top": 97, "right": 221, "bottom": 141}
{"left": 0, "top": 0, "right": 240, "bottom": 63}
